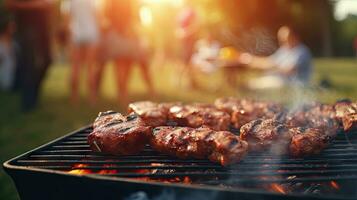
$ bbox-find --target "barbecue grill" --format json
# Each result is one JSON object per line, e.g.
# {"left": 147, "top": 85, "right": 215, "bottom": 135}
{"left": 4, "top": 126, "right": 357, "bottom": 200}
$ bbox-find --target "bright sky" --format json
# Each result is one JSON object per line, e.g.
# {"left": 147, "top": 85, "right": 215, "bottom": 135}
{"left": 335, "top": 0, "right": 357, "bottom": 20}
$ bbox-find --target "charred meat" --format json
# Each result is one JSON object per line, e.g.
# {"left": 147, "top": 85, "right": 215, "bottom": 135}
{"left": 88, "top": 112, "right": 152, "bottom": 155}
{"left": 150, "top": 126, "right": 248, "bottom": 166}
{"left": 289, "top": 127, "right": 333, "bottom": 157}
{"left": 240, "top": 119, "right": 293, "bottom": 153}
{"left": 215, "top": 97, "right": 285, "bottom": 129}
{"left": 128, "top": 101, "right": 169, "bottom": 127}
{"left": 342, "top": 113, "right": 357, "bottom": 132}
{"left": 334, "top": 100, "right": 357, "bottom": 132}
{"left": 240, "top": 118, "right": 337, "bottom": 157}
{"left": 168, "top": 104, "right": 231, "bottom": 131}
{"left": 214, "top": 97, "right": 243, "bottom": 114}
{"left": 283, "top": 103, "right": 340, "bottom": 133}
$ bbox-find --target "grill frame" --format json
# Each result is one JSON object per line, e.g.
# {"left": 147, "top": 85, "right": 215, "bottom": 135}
{"left": 4, "top": 126, "right": 357, "bottom": 200}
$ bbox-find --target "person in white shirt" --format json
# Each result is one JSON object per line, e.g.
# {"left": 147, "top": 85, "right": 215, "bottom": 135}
{"left": 191, "top": 34, "right": 221, "bottom": 73}
{"left": 239, "top": 26, "right": 312, "bottom": 89}
{"left": 63, "top": 0, "right": 100, "bottom": 104}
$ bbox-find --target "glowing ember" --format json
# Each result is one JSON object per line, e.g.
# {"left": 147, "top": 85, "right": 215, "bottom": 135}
{"left": 98, "top": 164, "right": 118, "bottom": 175}
{"left": 134, "top": 169, "right": 151, "bottom": 174}
{"left": 270, "top": 183, "right": 286, "bottom": 194}
{"left": 68, "top": 164, "right": 92, "bottom": 175}
{"left": 134, "top": 176, "right": 192, "bottom": 184}
{"left": 183, "top": 176, "right": 192, "bottom": 184}
{"left": 330, "top": 181, "right": 340, "bottom": 190}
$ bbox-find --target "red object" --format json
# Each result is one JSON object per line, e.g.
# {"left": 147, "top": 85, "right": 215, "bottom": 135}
{"left": 177, "top": 7, "right": 196, "bottom": 28}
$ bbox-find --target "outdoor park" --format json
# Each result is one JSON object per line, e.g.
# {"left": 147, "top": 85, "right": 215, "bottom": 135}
{"left": 0, "top": 0, "right": 356, "bottom": 199}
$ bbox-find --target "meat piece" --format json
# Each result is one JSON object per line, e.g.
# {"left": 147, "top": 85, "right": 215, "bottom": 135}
{"left": 128, "top": 101, "right": 183, "bottom": 126}
{"left": 240, "top": 118, "right": 337, "bottom": 157}
{"left": 215, "top": 97, "right": 285, "bottom": 129}
{"left": 128, "top": 101, "right": 168, "bottom": 127}
{"left": 342, "top": 113, "right": 357, "bottom": 132}
{"left": 214, "top": 97, "right": 243, "bottom": 114}
{"left": 289, "top": 127, "right": 332, "bottom": 157}
{"left": 334, "top": 100, "right": 357, "bottom": 132}
{"left": 88, "top": 112, "right": 152, "bottom": 155}
{"left": 300, "top": 102, "right": 337, "bottom": 120}
{"left": 284, "top": 103, "right": 340, "bottom": 132}
{"left": 240, "top": 119, "right": 293, "bottom": 153}
{"left": 92, "top": 110, "right": 123, "bottom": 129}
{"left": 168, "top": 104, "right": 231, "bottom": 131}
{"left": 334, "top": 99, "right": 354, "bottom": 119}
{"left": 150, "top": 126, "right": 248, "bottom": 166}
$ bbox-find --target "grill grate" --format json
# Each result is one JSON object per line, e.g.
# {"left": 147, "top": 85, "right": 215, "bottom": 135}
{"left": 4, "top": 126, "right": 357, "bottom": 199}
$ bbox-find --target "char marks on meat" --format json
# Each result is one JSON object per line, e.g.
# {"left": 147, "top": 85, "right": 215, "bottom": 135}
{"left": 240, "top": 119, "right": 293, "bottom": 153}
{"left": 168, "top": 104, "right": 231, "bottom": 131}
{"left": 150, "top": 126, "right": 248, "bottom": 166}
{"left": 215, "top": 97, "right": 285, "bottom": 129}
{"left": 334, "top": 100, "right": 357, "bottom": 132}
{"left": 289, "top": 127, "right": 332, "bottom": 157}
{"left": 282, "top": 102, "right": 340, "bottom": 134}
{"left": 128, "top": 101, "right": 170, "bottom": 127}
{"left": 240, "top": 118, "right": 337, "bottom": 157}
{"left": 88, "top": 98, "right": 356, "bottom": 166}
{"left": 88, "top": 112, "right": 152, "bottom": 155}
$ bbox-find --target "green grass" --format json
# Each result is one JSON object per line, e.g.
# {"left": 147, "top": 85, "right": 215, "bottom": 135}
{"left": 1, "top": 58, "right": 356, "bottom": 199}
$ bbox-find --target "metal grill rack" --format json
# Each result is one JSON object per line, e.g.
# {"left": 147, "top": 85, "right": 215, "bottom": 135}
{"left": 4, "top": 126, "right": 357, "bottom": 200}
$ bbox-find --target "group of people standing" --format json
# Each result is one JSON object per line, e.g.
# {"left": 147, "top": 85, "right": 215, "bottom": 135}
{"left": 65, "top": 0, "right": 154, "bottom": 106}
{"left": 1, "top": 0, "right": 154, "bottom": 111}
{"left": 1, "top": 0, "right": 315, "bottom": 112}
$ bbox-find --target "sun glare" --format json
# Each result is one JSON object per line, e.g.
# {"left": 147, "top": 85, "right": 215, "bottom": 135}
{"left": 140, "top": 6, "right": 153, "bottom": 26}
{"left": 141, "top": 0, "right": 183, "bottom": 7}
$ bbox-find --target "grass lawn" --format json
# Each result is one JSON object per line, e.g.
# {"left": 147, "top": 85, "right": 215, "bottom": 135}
{"left": 1, "top": 58, "right": 356, "bottom": 199}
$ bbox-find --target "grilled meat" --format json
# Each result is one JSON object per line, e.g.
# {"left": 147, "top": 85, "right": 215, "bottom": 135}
{"left": 240, "top": 119, "right": 293, "bottom": 153}
{"left": 150, "top": 126, "right": 248, "bottom": 166}
{"left": 334, "top": 100, "right": 357, "bottom": 132}
{"left": 89, "top": 98, "right": 351, "bottom": 162}
{"left": 168, "top": 104, "right": 231, "bottom": 131}
{"left": 214, "top": 97, "right": 243, "bottom": 114}
{"left": 240, "top": 118, "right": 338, "bottom": 156}
{"left": 282, "top": 103, "right": 340, "bottom": 134}
{"left": 92, "top": 110, "right": 123, "bottom": 129}
{"left": 128, "top": 101, "right": 169, "bottom": 127}
{"left": 334, "top": 99, "right": 354, "bottom": 118}
{"left": 88, "top": 112, "right": 152, "bottom": 155}
{"left": 284, "top": 113, "right": 340, "bottom": 136}
{"left": 215, "top": 97, "right": 285, "bottom": 129}
{"left": 289, "top": 127, "right": 332, "bottom": 157}
{"left": 342, "top": 113, "right": 357, "bottom": 132}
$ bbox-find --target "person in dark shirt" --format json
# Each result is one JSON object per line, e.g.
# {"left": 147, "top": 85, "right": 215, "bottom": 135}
{"left": 354, "top": 36, "right": 357, "bottom": 58}
{"left": 6, "top": 0, "right": 54, "bottom": 111}
{"left": 0, "top": 13, "right": 17, "bottom": 91}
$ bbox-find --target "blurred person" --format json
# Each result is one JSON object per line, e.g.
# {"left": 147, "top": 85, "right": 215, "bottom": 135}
{"left": 354, "top": 35, "right": 357, "bottom": 58}
{"left": 0, "top": 14, "right": 17, "bottom": 91}
{"left": 63, "top": 0, "right": 100, "bottom": 105}
{"left": 95, "top": 0, "right": 154, "bottom": 106}
{"left": 191, "top": 33, "right": 221, "bottom": 74}
{"left": 176, "top": 5, "right": 199, "bottom": 89}
{"left": 218, "top": 46, "right": 243, "bottom": 88}
{"left": 6, "top": 0, "right": 54, "bottom": 111}
{"left": 238, "top": 26, "right": 312, "bottom": 89}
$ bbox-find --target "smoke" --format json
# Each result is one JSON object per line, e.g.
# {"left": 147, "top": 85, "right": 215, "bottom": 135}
{"left": 220, "top": 26, "right": 277, "bottom": 55}
{"left": 287, "top": 82, "right": 317, "bottom": 112}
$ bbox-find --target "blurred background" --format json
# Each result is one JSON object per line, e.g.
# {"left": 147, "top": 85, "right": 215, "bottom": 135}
{"left": 0, "top": 0, "right": 356, "bottom": 199}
